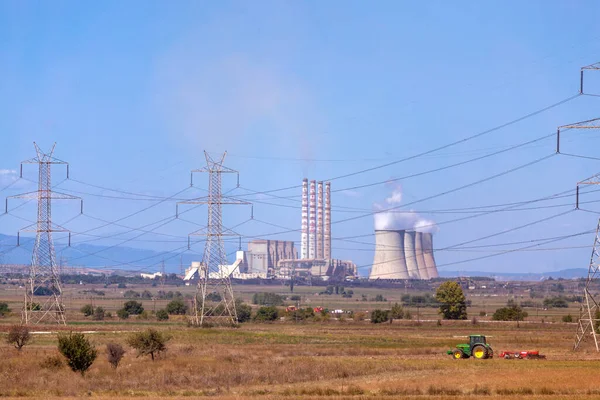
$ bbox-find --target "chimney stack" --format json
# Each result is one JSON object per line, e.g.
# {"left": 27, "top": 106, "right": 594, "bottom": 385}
{"left": 301, "top": 179, "right": 308, "bottom": 259}
{"left": 324, "top": 182, "right": 331, "bottom": 260}
{"left": 317, "top": 181, "right": 324, "bottom": 259}
{"left": 309, "top": 180, "right": 316, "bottom": 259}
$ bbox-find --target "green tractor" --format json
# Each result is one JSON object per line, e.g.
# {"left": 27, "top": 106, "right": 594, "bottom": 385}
{"left": 446, "top": 334, "right": 494, "bottom": 360}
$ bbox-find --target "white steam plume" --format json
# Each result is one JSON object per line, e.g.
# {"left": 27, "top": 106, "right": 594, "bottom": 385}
{"left": 374, "top": 184, "right": 438, "bottom": 234}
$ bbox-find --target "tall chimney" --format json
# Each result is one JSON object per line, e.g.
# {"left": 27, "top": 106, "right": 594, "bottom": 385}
{"left": 324, "top": 182, "right": 331, "bottom": 260}
{"left": 301, "top": 179, "right": 308, "bottom": 259}
{"left": 317, "top": 181, "right": 324, "bottom": 259}
{"left": 309, "top": 180, "right": 316, "bottom": 259}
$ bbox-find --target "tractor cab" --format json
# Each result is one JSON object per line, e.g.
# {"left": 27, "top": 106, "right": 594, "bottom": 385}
{"left": 470, "top": 335, "right": 487, "bottom": 347}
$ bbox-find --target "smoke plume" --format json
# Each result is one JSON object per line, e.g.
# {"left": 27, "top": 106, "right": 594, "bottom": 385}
{"left": 374, "top": 184, "right": 438, "bottom": 233}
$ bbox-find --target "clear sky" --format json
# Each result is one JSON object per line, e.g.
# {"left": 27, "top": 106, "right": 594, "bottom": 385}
{"left": 2, "top": 0, "right": 600, "bottom": 275}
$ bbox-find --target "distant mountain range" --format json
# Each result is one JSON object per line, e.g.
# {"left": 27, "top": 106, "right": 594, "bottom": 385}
{"left": 1, "top": 232, "right": 590, "bottom": 280}
{"left": 439, "top": 268, "right": 589, "bottom": 281}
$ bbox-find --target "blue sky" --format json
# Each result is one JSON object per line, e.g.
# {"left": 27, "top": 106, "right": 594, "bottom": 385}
{"left": 2, "top": 1, "right": 600, "bottom": 275}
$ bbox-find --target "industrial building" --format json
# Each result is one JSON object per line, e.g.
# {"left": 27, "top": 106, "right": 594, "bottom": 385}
{"left": 369, "top": 229, "right": 439, "bottom": 280}
{"left": 183, "top": 179, "right": 357, "bottom": 282}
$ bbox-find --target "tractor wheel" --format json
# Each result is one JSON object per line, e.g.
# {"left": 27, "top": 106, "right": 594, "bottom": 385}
{"left": 472, "top": 345, "right": 488, "bottom": 359}
{"left": 452, "top": 349, "right": 464, "bottom": 359}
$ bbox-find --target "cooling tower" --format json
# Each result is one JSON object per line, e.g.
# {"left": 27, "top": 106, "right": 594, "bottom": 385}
{"left": 414, "top": 232, "right": 430, "bottom": 279}
{"left": 421, "top": 232, "right": 439, "bottom": 278}
{"left": 404, "top": 231, "right": 420, "bottom": 279}
{"left": 370, "top": 230, "right": 409, "bottom": 280}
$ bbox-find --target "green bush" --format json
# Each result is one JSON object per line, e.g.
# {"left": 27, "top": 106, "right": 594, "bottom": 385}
{"left": 117, "top": 309, "right": 130, "bottom": 320}
{"left": 390, "top": 303, "right": 404, "bottom": 320}
{"left": 206, "top": 292, "right": 222, "bottom": 302}
{"left": 236, "top": 303, "right": 252, "bottom": 323}
{"left": 254, "top": 306, "right": 279, "bottom": 322}
{"left": 0, "top": 302, "right": 11, "bottom": 317}
{"left": 156, "top": 309, "right": 169, "bottom": 321}
{"left": 370, "top": 309, "right": 389, "bottom": 324}
{"left": 123, "top": 300, "right": 144, "bottom": 315}
{"left": 123, "top": 290, "right": 140, "bottom": 298}
{"left": 543, "top": 297, "right": 569, "bottom": 308}
{"left": 126, "top": 328, "right": 171, "bottom": 361}
{"left": 166, "top": 299, "right": 188, "bottom": 315}
{"left": 290, "top": 295, "right": 301, "bottom": 301}
{"left": 252, "top": 292, "right": 284, "bottom": 306}
{"left": 562, "top": 314, "right": 573, "bottom": 323}
{"left": 287, "top": 307, "right": 315, "bottom": 321}
{"left": 92, "top": 307, "right": 105, "bottom": 321}
{"left": 80, "top": 304, "right": 94, "bottom": 317}
{"left": 141, "top": 290, "right": 153, "bottom": 299}
{"left": 492, "top": 305, "right": 528, "bottom": 321}
{"left": 57, "top": 332, "right": 98, "bottom": 376}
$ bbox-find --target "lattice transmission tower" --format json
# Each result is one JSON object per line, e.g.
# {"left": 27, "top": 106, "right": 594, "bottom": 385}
{"left": 177, "top": 151, "right": 250, "bottom": 326}
{"left": 7, "top": 143, "right": 81, "bottom": 325}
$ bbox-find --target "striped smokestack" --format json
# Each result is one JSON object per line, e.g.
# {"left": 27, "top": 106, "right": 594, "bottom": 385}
{"left": 301, "top": 179, "right": 308, "bottom": 259}
{"left": 404, "top": 231, "right": 420, "bottom": 279}
{"left": 324, "top": 182, "right": 331, "bottom": 259}
{"left": 317, "top": 181, "right": 324, "bottom": 259}
{"left": 309, "top": 180, "right": 316, "bottom": 259}
{"left": 422, "top": 232, "right": 439, "bottom": 278}
{"left": 414, "top": 232, "right": 430, "bottom": 279}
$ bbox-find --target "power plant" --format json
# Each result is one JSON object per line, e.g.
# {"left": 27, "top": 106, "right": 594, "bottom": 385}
{"left": 184, "top": 179, "right": 356, "bottom": 282}
{"left": 369, "top": 229, "right": 439, "bottom": 280}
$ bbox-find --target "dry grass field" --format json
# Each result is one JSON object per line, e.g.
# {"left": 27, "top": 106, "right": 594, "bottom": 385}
{"left": 0, "top": 281, "right": 598, "bottom": 399}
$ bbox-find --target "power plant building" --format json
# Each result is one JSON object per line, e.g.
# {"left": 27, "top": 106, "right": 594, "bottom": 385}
{"left": 370, "top": 229, "right": 438, "bottom": 280}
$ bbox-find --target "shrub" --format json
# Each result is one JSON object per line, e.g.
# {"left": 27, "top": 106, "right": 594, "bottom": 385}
{"left": 252, "top": 292, "right": 284, "bottom": 306}
{"left": 156, "top": 309, "right": 169, "bottom": 321}
{"left": 123, "top": 300, "right": 144, "bottom": 315}
{"left": 372, "top": 294, "right": 387, "bottom": 302}
{"left": 80, "top": 304, "right": 94, "bottom": 317}
{"left": 290, "top": 295, "right": 301, "bottom": 301}
{"left": 124, "top": 290, "right": 140, "bottom": 299}
{"left": 236, "top": 303, "right": 252, "bottom": 323}
{"left": 206, "top": 292, "right": 222, "bottom": 302}
{"left": 141, "top": 290, "right": 153, "bottom": 299}
{"left": 126, "top": 328, "right": 171, "bottom": 361}
{"left": 117, "top": 283, "right": 127, "bottom": 289}
{"left": 287, "top": 307, "right": 315, "bottom": 321}
{"left": 390, "top": 303, "right": 404, "bottom": 320}
{"left": 254, "top": 306, "right": 279, "bottom": 322}
{"left": 479, "top": 311, "right": 487, "bottom": 317}
{"left": 353, "top": 312, "right": 366, "bottom": 321}
{"left": 370, "top": 309, "right": 389, "bottom": 324}
{"left": 0, "top": 302, "right": 11, "bottom": 317}
{"left": 7, "top": 325, "right": 31, "bottom": 351}
{"left": 492, "top": 305, "right": 528, "bottom": 321}
{"left": 92, "top": 307, "right": 105, "bottom": 321}
{"left": 57, "top": 332, "right": 98, "bottom": 375}
{"left": 166, "top": 299, "right": 188, "bottom": 315}
{"left": 40, "top": 354, "right": 64, "bottom": 370}
{"left": 543, "top": 297, "right": 569, "bottom": 308}
{"left": 562, "top": 314, "right": 573, "bottom": 323}
{"left": 106, "top": 343, "right": 125, "bottom": 369}
{"left": 117, "top": 309, "right": 130, "bottom": 320}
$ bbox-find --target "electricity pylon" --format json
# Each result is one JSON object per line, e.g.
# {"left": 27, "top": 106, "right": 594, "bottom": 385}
{"left": 573, "top": 219, "right": 600, "bottom": 351}
{"left": 177, "top": 151, "right": 251, "bottom": 326}
{"left": 6, "top": 143, "right": 81, "bottom": 325}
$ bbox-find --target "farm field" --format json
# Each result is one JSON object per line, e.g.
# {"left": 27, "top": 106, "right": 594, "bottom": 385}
{"left": 0, "top": 281, "right": 598, "bottom": 399}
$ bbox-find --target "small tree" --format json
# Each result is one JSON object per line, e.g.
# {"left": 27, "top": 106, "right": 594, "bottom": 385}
{"left": 7, "top": 325, "right": 31, "bottom": 351}
{"left": 122, "top": 300, "right": 144, "bottom": 315}
{"left": 253, "top": 306, "right": 279, "bottom": 322}
{"left": 126, "top": 328, "right": 171, "bottom": 361}
{"left": 116, "top": 309, "right": 130, "bottom": 320}
{"left": 492, "top": 305, "right": 528, "bottom": 321}
{"left": 166, "top": 299, "right": 188, "bottom": 315}
{"left": 236, "top": 303, "right": 252, "bottom": 323}
{"left": 435, "top": 281, "right": 467, "bottom": 320}
{"left": 0, "top": 302, "right": 11, "bottom": 317}
{"left": 80, "top": 304, "right": 94, "bottom": 317}
{"left": 370, "top": 309, "right": 389, "bottom": 324}
{"left": 106, "top": 343, "right": 125, "bottom": 369}
{"left": 156, "top": 309, "right": 169, "bottom": 321}
{"left": 57, "top": 332, "right": 98, "bottom": 376}
{"left": 92, "top": 307, "right": 105, "bottom": 321}
{"left": 390, "top": 303, "right": 404, "bottom": 320}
